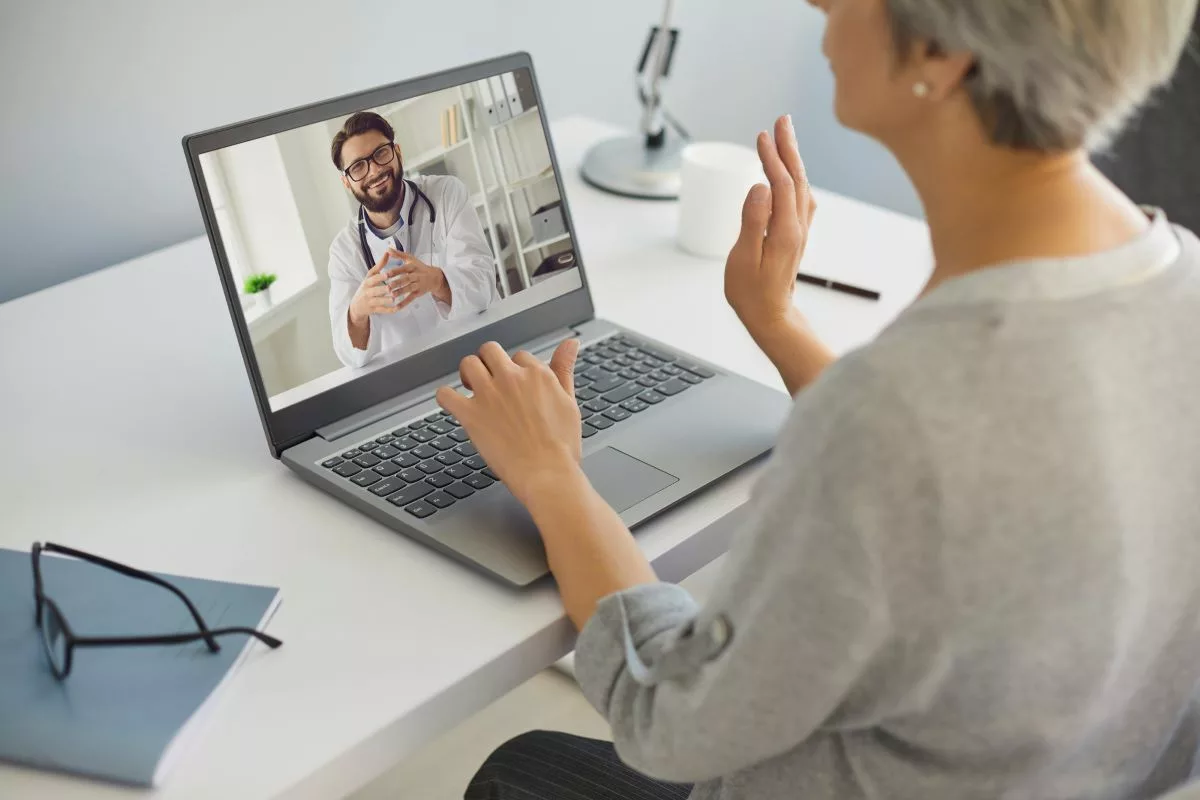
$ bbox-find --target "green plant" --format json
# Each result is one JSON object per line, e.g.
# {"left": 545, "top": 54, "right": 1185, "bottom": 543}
{"left": 243, "top": 273, "right": 277, "bottom": 294}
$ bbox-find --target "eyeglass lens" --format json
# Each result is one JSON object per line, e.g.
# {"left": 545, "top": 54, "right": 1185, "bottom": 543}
{"left": 347, "top": 143, "right": 395, "bottom": 182}
{"left": 40, "top": 603, "right": 69, "bottom": 678}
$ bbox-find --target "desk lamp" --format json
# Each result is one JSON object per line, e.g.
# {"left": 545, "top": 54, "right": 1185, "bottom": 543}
{"left": 581, "top": 0, "right": 687, "bottom": 200}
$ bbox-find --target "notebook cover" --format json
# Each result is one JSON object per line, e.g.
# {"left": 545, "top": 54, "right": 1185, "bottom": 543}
{"left": 0, "top": 547, "right": 279, "bottom": 787}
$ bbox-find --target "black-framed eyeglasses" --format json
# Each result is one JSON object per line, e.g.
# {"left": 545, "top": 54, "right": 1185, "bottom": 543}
{"left": 343, "top": 141, "right": 397, "bottom": 182}
{"left": 32, "top": 542, "right": 282, "bottom": 680}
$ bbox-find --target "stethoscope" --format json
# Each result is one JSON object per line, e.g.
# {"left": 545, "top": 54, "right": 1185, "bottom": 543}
{"left": 357, "top": 177, "right": 438, "bottom": 270}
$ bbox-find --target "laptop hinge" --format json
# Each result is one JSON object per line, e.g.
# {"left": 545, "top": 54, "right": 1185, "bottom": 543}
{"left": 315, "top": 326, "right": 579, "bottom": 443}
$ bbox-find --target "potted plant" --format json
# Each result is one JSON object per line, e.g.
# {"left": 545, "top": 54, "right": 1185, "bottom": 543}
{"left": 243, "top": 273, "right": 278, "bottom": 309}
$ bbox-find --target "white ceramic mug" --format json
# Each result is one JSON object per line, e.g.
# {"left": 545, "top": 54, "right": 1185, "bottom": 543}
{"left": 677, "top": 142, "right": 765, "bottom": 259}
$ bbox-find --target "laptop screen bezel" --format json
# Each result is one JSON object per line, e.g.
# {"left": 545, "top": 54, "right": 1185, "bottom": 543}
{"left": 183, "top": 52, "right": 595, "bottom": 458}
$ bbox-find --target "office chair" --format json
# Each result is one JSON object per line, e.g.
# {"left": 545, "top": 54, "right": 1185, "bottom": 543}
{"left": 1095, "top": 8, "right": 1200, "bottom": 233}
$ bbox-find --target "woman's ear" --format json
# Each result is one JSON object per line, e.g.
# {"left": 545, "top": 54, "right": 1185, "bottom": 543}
{"left": 915, "top": 41, "right": 978, "bottom": 102}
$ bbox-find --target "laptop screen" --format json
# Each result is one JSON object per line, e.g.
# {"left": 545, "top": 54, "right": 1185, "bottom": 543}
{"left": 198, "top": 67, "right": 582, "bottom": 412}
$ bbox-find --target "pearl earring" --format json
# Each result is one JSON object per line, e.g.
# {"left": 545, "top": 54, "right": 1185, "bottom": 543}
{"left": 913, "top": 81, "right": 931, "bottom": 98}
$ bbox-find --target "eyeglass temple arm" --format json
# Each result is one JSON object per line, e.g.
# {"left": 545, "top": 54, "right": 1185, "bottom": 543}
{"left": 41, "top": 543, "right": 221, "bottom": 652}
{"left": 72, "top": 627, "right": 283, "bottom": 650}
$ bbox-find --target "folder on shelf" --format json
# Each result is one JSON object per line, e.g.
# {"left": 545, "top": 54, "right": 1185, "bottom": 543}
{"left": 502, "top": 72, "right": 523, "bottom": 116}
{"left": 474, "top": 80, "right": 498, "bottom": 127}
{"left": 488, "top": 75, "right": 511, "bottom": 122}
{"left": 440, "top": 107, "right": 449, "bottom": 147}
{"left": 513, "top": 69, "right": 539, "bottom": 114}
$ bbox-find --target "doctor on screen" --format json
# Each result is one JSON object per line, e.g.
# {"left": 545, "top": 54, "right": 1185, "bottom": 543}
{"left": 327, "top": 112, "right": 498, "bottom": 368}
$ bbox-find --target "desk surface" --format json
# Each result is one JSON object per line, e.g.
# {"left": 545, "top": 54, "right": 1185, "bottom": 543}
{"left": 0, "top": 116, "right": 931, "bottom": 799}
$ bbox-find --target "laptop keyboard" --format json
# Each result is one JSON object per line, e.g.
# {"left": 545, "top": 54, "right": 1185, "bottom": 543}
{"left": 317, "top": 334, "right": 716, "bottom": 520}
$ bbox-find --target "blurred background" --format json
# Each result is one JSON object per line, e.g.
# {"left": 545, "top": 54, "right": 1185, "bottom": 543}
{"left": 0, "top": 0, "right": 921, "bottom": 304}
{"left": 2, "top": 1, "right": 1194, "bottom": 305}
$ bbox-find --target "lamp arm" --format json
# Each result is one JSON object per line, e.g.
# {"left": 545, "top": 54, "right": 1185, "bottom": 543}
{"left": 639, "top": 0, "right": 677, "bottom": 139}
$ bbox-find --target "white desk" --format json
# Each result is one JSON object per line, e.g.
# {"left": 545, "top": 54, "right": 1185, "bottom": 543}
{"left": 0, "top": 116, "right": 931, "bottom": 799}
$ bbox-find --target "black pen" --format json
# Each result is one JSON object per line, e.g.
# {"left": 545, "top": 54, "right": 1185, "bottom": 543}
{"left": 796, "top": 271, "right": 881, "bottom": 302}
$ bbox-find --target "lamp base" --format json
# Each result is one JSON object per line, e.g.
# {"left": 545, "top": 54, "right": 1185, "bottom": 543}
{"left": 580, "top": 135, "right": 685, "bottom": 200}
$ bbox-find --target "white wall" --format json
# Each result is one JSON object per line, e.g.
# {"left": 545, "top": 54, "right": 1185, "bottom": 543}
{"left": 0, "top": 0, "right": 921, "bottom": 303}
{"left": 215, "top": 137, "right": 316, "bottom": 295}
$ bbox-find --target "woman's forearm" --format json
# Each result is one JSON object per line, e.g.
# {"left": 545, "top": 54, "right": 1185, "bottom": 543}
{"left": 749, "top": 308, "right": 836, "bottom": 396}
{"left": 523, "top": 466, "right": 658, "bottom": 630}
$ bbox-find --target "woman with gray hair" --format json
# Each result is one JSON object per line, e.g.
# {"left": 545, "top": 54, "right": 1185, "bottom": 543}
{"left": 456, "top": 1, "right": 1200, "bottom": 798}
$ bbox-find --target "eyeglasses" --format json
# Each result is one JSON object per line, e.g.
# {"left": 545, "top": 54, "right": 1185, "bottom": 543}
{"left": 32, "top": 542, "right": 282, "bottom": 680}
{"left": 343, "top": 142, "right": 397, "bottom": 182}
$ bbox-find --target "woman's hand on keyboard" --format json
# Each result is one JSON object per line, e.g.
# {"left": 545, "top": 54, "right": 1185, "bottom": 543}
{"left": 436, "top": 339, "right": 583, "bottom": 508}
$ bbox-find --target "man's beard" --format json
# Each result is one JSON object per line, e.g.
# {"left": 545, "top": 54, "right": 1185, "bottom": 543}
{"left": 353, "top": 163, "right": 403, "bottom": 214}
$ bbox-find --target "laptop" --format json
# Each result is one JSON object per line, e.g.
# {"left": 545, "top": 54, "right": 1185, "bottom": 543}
{"left": 183, "top": 52, "right": 790, "bottom": 587}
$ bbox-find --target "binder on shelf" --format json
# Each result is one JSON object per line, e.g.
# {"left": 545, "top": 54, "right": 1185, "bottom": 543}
{"left": 488, "top": 75, "right": 511, "bottom": 122}
{"left": 474, "top": 80, "right": 498, "bottom": 127}
{"left": 513, "top": 69, "right": 539, "bottom": 114}
{"left": 501, "top": 72, "right": 523, "bottom": 116}
{"left": 442, "top": 106, "right": 461, "bottom": 146}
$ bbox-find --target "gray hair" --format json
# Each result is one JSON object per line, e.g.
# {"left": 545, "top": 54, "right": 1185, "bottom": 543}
{"left": 886, "top": 0, "right": 1199, "bottom": 151}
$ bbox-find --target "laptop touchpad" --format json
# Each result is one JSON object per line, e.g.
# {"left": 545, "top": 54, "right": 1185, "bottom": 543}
{"left": 582, "top": 447, "right": 678, "bottom": 513}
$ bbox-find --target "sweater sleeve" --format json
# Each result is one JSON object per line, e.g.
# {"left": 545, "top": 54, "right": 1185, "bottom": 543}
{"left": 574, "top": 356, "right": 937, "bottom": 783}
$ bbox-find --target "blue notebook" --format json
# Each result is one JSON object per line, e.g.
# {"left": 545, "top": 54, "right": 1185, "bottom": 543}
{"left": 0, "top": 547, "right": 280, "bottom": 787}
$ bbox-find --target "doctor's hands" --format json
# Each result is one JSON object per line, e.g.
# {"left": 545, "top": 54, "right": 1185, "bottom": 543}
{"left": 349, "top": 249, "right": 406, "bottom": 328}
{"left": 386, "top": 253, "right": 452, "bottom": 308}
{"left": 436, "top": 340, "right": 583, "bottom": 509}
{"left": 724, "top": 115, "right": 834, "bottom": 396}
{"left": 346, "top": 249, "right": 406, "bottom": 350}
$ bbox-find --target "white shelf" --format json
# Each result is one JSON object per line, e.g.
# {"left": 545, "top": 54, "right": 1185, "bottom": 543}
{"left": 407, "top": 138, "right": 471, "bottom": 171}
{"left": 506, "top": 167, "right": 555, "bottom": 194}
{"left": 521, "top": 231, "right": 572, "bottom": 255}
{"left": 470, "top": 184, "right": 503, "bottom": 207}
{"left": 497, "top": 105, "right": 540, "bottom": 128}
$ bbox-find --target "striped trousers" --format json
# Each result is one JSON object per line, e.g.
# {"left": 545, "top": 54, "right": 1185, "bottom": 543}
{"left": 465, "top": 730, "right": 693, "bottom": 800}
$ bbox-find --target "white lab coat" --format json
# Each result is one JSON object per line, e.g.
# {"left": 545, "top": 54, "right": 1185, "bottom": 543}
{"left": 328, "top": 174, "right": 498, "bottom": 368}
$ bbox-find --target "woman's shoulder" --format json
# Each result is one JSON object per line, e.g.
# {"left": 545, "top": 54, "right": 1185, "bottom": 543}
{"left": 794, "top": 331, "right": 943, "bottom": 423}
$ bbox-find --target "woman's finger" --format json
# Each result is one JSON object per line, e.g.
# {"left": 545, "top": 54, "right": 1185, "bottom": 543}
{"left": 757, "top": 128, "right": 800, "bottom": 244}
{"left": 436, "top": 385, "right": 469, "bottom": 419}
{"left": 729, "top": 184, "right": 771, "bottom": 267}
{"left": 547, "top": 339, "right": 581, "bottom": 397}
{"left": 459, "top": 354, "right": 489, "bottom": 392}
{"left": 774, "top": 115, "right": 814, "bottom": 228}
{"left": 477, "top": 341, "right": 513, "bottom": 376}
{"left": 511, "top": 350, "right": 542, "bottom": 370}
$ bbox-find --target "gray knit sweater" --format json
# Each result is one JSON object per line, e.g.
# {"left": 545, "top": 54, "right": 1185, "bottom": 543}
{"left": 576, "top": 211, "right": 1200, "bottom": 799}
